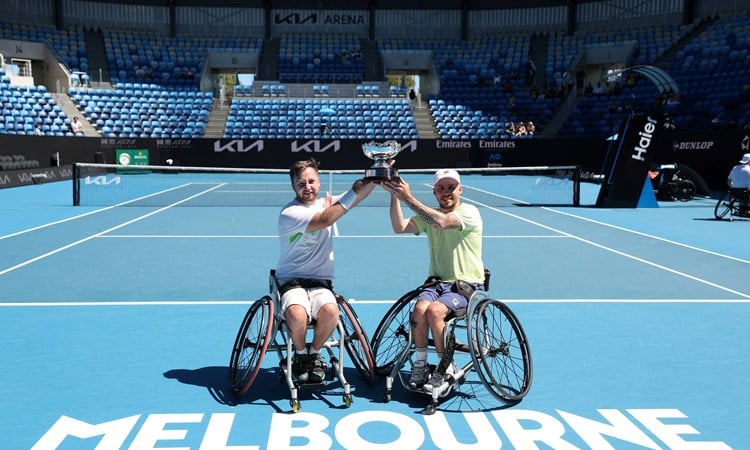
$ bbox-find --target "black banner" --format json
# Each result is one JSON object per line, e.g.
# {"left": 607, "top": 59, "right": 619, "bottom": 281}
{"left": 2, "top": 130, "right": 749, "bottom": 192}
{"left": 596, "top": 114, "right": 664, "bottom": 208}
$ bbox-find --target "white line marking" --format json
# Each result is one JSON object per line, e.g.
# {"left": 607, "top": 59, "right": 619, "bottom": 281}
{"left": 1, "top": 298, "right": 748, "bottom": 307}
{"left": 544, "top": 207, "right": 750, "bottom": 265}
{"left": 0, "top": 184, "right": 227, "bottom": 276}
{"left": 96, "top": 234, "right": 565, "bottom": 239}
{"left": 461, "top": 197, "right": 750, "bottom": 299}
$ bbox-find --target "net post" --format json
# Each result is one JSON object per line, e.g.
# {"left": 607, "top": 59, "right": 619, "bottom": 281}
{"left": 72, "top": 163, "right": 80, "bottom": 206}
{"left": 573, "top": 166, "right": 581, "bottom": 207}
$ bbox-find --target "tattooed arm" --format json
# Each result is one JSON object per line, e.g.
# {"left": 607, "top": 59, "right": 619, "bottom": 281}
{"left": 381, "top": 178, "right": 461, "bottom": 232}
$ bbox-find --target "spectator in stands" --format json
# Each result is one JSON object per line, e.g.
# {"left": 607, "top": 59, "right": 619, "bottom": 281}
{"left": 516, "top": 122, "right": 528, "bottom": 137}
{"left": 34, "top": 123, "right": 43, "bottom": 136}
{"left": 526, "top": 57, "right": 536, "bottom": 86}
{"left": 505, "top": 122, "right": 517, "bottom": 136}
{"left": 409, "top": 88, "right": 417, "bottom": 101}
{"left": 71, "top": 116, "right": 83, "bottom": 134}
{"left": 530, "top": 85, "right": 539, "bottom": 101}
{"left": 527, "top": 121, "right": 537, "bottom": 135}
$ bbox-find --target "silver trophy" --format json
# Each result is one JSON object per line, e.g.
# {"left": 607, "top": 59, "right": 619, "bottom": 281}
{"left": 362, "top": 141, "right": 403, "bottom": 181}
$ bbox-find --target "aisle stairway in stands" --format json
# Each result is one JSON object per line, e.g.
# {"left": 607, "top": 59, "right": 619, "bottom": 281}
{"left": 83, "top": 28, "right": 111, "bottom": 84}
{"left": 52, "top": 93, "right": 98, "bottom": 137}
{"left": 204, "top": 98, "right": 229, "bottom": 139}
{"left": 411, "top": 101, "right": 438, "bottom": 139}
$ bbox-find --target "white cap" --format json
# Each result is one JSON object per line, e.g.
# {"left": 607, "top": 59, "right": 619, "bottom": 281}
{"left": 433, "top": 169, "right": 461, "bottom": 185}
{"left": 740, "top": 153, "right": 750, "bottom": 164}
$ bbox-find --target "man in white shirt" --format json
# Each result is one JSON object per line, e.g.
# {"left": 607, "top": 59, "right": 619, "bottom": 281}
{"left": 277, "top": 159, "right": 373, "bottom": 383}
{"left": 728, "top": 153, "right": 750, "bottom": 215}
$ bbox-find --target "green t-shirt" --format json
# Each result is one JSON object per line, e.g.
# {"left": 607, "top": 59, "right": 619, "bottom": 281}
{"left": 412, "top": 203, "right": 484, "bottom": 283}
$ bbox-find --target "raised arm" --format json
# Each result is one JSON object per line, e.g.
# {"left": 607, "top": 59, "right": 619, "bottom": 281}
{"left": 307, "top": 179, "right": 374, "bottom": 231}
{"left": 381, "top": 178, "right": 461, "bottom": 232}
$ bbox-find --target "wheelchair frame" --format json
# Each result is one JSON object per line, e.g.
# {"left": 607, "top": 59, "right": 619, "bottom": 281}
{"left": 228, "top": 270, "right": 376, "bottom": 412}
{"left": 714, "top": 189, "right": 750, "bottom": 221}
{"left": 369, "top": 278, "right": 533, "bottom": 414}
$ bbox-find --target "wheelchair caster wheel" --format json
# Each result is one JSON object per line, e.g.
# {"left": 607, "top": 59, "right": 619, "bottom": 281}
{"left": 343, "top": 394, "right": 353, "bottom": 408}
{"left": 290, "top": 400, "right": 301, "bottom": 413}
{"left": 383, "top": 391, "right": 391, "bottom": 403}
{"left": 424, "top": 403, "right": 436, "bottom": 415}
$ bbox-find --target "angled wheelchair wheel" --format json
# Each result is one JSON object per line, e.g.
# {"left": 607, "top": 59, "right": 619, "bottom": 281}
{"left": 229, "top": 296, "right": 275, "bottom": 397}
{"left": 369, "top": 289, "right": 420, "bottom": 375}
{"left": 672, "top": 179, "right": 695, "bottom": 202}
{"left": 468, "top": 295, "right": 532, "bottom": 403}
{"left": 714, "top": 192, "right": 735, "bottom": 220}
{"left": 337, "top": 296, "right": 376, "bottom": 383}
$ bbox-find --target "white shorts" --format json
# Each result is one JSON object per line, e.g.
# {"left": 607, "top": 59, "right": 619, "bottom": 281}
{"left": 280, "top": 286, "right": 336, "bottom": 322}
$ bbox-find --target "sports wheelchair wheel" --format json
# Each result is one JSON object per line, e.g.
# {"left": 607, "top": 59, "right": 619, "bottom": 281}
{"left": 336, "top": 296, "right": 376, "bottom": 383}
{"left": 468, "top": 293, "right": 532, "bottom": 403}
{"left": 714, "top": 192, "right": 737, "bottom": 220}
{"left": 369, "top": 289, "right": 420, "bottom": 375}
{"left": 228, "top": 296, "right": 275, "bottom": 397}
{"left": 668, "top": 179, "right": 696, "bottom": 202}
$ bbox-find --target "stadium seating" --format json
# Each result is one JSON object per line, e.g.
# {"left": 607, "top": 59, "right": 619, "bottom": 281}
{"left": 224, "top": 98, "right": 417, "bottom": 140}
{"left": 0, "top": 72, "right": 77, "bottom": 137}
{"left": 70, "top": 83, "right": 213, "bottom": 138}
{"left": 278, "top": 32, "right": 364, "bottom": 84}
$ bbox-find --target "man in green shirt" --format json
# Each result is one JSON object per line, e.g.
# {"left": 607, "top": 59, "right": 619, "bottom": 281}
{"left": 381, "top": 169, "right": 484, "bottom": 393}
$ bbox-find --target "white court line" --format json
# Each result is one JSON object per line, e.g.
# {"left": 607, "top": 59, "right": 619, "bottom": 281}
{"left": 0, "top": 184, "right": 227, "bottom": 276}
{"left": 544, "top": 207, "right": 750, "bottom": 265}
{"left": 0, "top": 180, "right": 210, "bottom": 241}
{"left": 461, "top": 195, "right": 750, "bottom": 299}
{"left": 2, "top": 298, "right": 749, "bottom": 307}
{"left": 97, "top": 234, "right": 566, "bottom": 239}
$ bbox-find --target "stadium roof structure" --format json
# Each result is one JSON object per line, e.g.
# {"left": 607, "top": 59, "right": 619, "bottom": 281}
{"left": 85, "top": 0, "right": 604, "bottom": 10}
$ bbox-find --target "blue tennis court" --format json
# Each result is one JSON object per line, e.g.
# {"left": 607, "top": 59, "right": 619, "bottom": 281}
{"left": 1, "top": 171, "right": 748, "bottom": 449}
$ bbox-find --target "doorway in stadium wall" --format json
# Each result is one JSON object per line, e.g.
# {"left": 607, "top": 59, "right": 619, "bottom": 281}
{"left": 388, "top": 72, "right": 421, "bottom": 104}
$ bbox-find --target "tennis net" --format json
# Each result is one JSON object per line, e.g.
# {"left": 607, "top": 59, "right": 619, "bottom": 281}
{"left": 72, "top": 163, "right": 581, "bottom": 207}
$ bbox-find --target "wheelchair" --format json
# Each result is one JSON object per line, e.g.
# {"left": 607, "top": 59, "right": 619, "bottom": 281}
{"left": 228, "top": 270, "right": 376, "bottom": 412}
{"left": 714, "top": 189, "right": 750, "bottom": 221}
{"left": 652, "top": 164, "right": 696, "bottom": 202}
{"left": 369, "top": 271, "right": 533, "bottom": 414}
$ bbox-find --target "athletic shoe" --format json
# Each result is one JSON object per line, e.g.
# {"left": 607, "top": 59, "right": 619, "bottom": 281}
{"left": 308, "top": 353, "right": 327, "bottom": 383}
{"left": 291, "top": 353, "right": 311, "bottom": 383}
{"left": 408, "top": 360, "right": 429, "bottom": 389}
{"left": 423, "top": 361, "right": 457, "bottom": 393}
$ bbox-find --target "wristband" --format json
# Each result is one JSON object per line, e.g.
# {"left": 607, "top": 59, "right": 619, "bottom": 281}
{"left": 337, "top": 189, "right": 357, "bottom": 210}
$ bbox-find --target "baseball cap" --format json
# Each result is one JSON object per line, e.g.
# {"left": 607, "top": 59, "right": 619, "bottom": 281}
{"left": 740, "top": 153, "right": 750, "bottom": 164}
{"left": 433, "top": 169, "right": 461, "bottom": 186}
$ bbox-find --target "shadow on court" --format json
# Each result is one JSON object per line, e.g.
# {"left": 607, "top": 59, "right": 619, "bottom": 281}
{"left": 163, "top": 365, "right": 516, "bottom": 415}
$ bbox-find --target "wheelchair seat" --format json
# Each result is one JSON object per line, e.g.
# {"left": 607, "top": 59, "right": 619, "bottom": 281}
{"left": 369, "top": 268, "right": 532, "bottom": 414}
{"left": 228, "top": 269, "right": 375, "bottom": 412}
{"left": 715, "top": 188, "right": 750, "bottom": 220}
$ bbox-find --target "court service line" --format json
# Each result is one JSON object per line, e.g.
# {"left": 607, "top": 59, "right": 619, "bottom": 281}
{"left": 0, "top": 205, "right": 120, "bottom": 240}
{"left": 0, "top": 180, "right": 216, "bottom": 241}
{"left": 464, "top": 197, "right": 750, "bottom": 299}
{"left": 97, "top": 234, "right": 567, "bottom": 239}
{"left": 0, "top": 184, "right": 227, "bottom": 276}
{"left": 543, "top": 207, "right": 750, "bottom": 265}
{"left": 2, "top": 298, "right": 749, "bottom": 307}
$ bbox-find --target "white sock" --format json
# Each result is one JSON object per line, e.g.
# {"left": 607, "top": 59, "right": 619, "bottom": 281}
{"left": 415, "top": 347, "right": 427, "bottom": 365}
